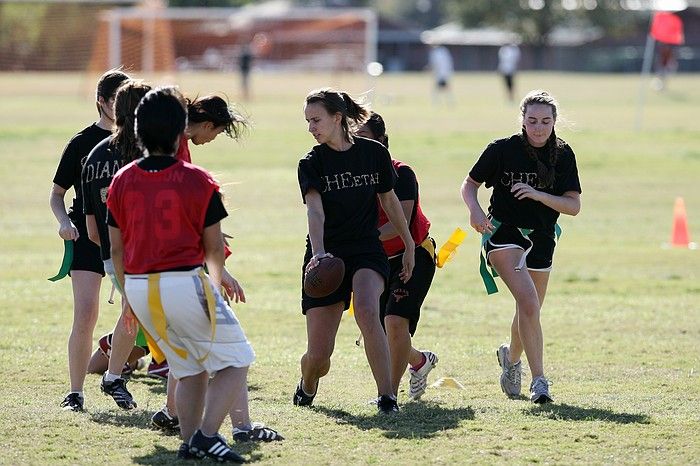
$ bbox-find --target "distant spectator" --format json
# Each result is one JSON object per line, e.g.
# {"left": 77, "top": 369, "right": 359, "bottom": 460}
{"left": 653, "top": 43, "right": 677, "bottom": 91}
{"left": 428, "top": 44, "right": 454, "bottom": 105}
{"left": 498, "top": 43, "right": 521, "bottom": 102}
{"left": 239, "top": 43, "right": 254, "bottom": 101}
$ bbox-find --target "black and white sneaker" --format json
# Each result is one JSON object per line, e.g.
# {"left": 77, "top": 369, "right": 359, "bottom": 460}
{"left": 292, "top": 379, "right": 316, "bottom": 407}
{"left": 177, "top": 442, "right": 194, "bottom": 460}
{"left": 100, "top": 375, "right": 137, "bottom": 410}
{"left": 376, "top": 395, "right": 399, "bottom": 414}
{"left": 232, "top": 422, "right": 284, "bottom": 442}
{"left": 188, "top": 429, "right": 246, "bottom": 463}
{"left": 151, "top": 406, "right": 179, "bottom": 433}
{"left": 60, "top": 393, "right": 84, "bottom": 412}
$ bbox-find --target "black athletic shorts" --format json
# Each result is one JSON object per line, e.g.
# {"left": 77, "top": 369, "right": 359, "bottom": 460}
{"left": 380, "top": 238, "right": 436, "bottom": 336}
{"left": 69, "top": 210, "right": 105, "bottom": 276}
{"left": 301, "top": 248, "right": 389, "bottom": 314}
{"left": 485, "top": 224, "right": 556, "bottom": 271}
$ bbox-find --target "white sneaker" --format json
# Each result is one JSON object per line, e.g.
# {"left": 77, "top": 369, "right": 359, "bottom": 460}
{"left": 530, "top": 376, "right": 553, "bottom": 404}
{"left": 496, "top": 343, "right": 522, "bottom": 397}
{"left": 408, "top": 351, "right": 438, "bottom": 400}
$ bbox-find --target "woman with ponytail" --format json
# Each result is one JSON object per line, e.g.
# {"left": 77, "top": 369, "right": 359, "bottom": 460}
{"left": 82, "top": 79, "right": 152, "bottom": 410}
{"left": 460, "top": 90, "right": 581, "bottom": 404}
{"left": 356, "top": 112, "right": 438, "bottom": 402}
{"left": 295, "top": 89, "right": 415, "bottom": 413}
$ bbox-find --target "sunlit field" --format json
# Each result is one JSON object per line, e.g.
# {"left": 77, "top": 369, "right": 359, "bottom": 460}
{"left": 0, "top": 70, "right": 698, "bottom": 465}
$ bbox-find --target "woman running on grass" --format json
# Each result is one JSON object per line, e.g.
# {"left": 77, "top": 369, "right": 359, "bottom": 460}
{"left": 461, "top": 90, "right": 581, "bottom": 403}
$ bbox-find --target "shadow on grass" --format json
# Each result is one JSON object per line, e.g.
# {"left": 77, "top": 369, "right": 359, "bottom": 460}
{"left": 128, "top": 374, "right": 260, "bottom": 397}
{"left": 131, "top": 440, "right": 265, "bottom": 465}
{"left": 126, "top": 374, "right": 167, "bottom": 396}
{"left": 314, "top": 401, "right": 474, "bottom": 439}
{"left": 525, "top": 403, "right": 651, "bottom": 424}
{"left": 89, "top": 409, "right": 157, "bottom": 431}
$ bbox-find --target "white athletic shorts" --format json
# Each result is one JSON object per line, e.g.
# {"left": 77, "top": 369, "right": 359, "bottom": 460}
{"left": 124, "top": 268, "right": 255, "bottom": 379}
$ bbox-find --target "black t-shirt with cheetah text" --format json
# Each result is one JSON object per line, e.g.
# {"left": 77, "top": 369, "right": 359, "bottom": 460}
{"left": 298, "top": 137, "right": 397, "bottom": 255}
{"left": 469, "top": 134, "right": 581, "bottom": 233}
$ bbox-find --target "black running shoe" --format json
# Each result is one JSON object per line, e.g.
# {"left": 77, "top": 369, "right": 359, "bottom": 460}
{"left": 151, "top": 406, "right": 179, "bottom": 433}
{"left": 60, "top": 393, "right": 84, "bottom": 412}
{"left": 292, "top": 379, "right": 316, "bottom": 407}
{"left": 377, "top": 395, "right": 399, "bottom": 414}
{"left": 100, "top": 375, "right": 137, "bottom": 410}
{"left": 177, "top": 442, "right": 194, "bottom": 460}
{"left": 232, "top": 422, "right": 284, "bottom": 442}
{"left": 188, "top": 430, "right": 246, "bottom": 463}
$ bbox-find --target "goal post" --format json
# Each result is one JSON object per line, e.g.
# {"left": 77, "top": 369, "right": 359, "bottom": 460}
{"left": 93, "top": 4, "right": 378, "bottom": 74}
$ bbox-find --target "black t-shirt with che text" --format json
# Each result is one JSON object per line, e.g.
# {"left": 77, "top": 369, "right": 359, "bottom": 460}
{"left": 298, "top": 137, "right": 397, "bottom": 255}
{"left": 53, "top": 124, "right": 112, "bottom": 226}
{"left": 469, "top": 135, "right": 581, "bottom": 233}
{"left": 81, "top": 136, "right": 125, "bottom": 260}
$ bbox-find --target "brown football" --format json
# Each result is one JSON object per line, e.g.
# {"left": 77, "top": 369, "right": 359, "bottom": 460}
{"left": 303, "top": 256, "right": 345, "bottom": 298}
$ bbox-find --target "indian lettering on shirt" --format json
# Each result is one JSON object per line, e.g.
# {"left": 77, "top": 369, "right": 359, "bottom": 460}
{"left": 500, "top": 171, "right": 540, "bottom": 188}
{"left": 83, "top": 159, "right": 123, "bottom": 185}
{"left": 322, "top": 171, "right": 380, "bottom": 193}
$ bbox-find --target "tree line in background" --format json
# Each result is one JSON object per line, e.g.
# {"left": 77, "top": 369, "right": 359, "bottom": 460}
{"left": 170, "top": 0, "right": 650, "bottom": 44}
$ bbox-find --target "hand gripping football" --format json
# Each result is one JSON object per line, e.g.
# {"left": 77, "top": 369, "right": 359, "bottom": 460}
{"left": 303, "top": 256, "right": 345, "bottom": 298}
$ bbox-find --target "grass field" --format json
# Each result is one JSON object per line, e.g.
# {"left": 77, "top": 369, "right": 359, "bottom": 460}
{"left": 0, "top": 71, "right": 699, "bottom": 465}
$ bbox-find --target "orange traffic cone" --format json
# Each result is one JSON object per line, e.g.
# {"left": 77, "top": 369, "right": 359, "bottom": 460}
{"left": 670, "top": 197, "right": 692, "bottom": 248}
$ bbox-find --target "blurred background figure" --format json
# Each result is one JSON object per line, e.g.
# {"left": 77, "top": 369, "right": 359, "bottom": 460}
{"left": 653, "top": 43, "right": 677, "bottom": 91}
{"left": 238, "top": 43, "right": 254, "bottom": 101}
{"left": 428, "top": 44, "right": 454, "bottom": 106}
{"left": 498, "top": 42, "right": 521, "bottom": 102}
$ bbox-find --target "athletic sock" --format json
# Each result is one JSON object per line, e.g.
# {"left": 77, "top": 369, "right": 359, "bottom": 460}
{"left": 70, "top": 391, "right": 84, "bottom": 399}
{"left": 104, "top": 372, "right": 121, "bottom": 383}
{"left": 411, "top": 353, "right": 427, "bottom": 371}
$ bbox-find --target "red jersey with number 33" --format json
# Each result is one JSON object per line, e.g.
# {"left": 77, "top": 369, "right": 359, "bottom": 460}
{"left": 107, "top": 159, "right": 219, "bottom": 274}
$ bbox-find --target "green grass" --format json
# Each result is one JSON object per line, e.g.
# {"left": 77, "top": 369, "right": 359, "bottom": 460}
{"left": 0, "top": 71, "right": 699, "bottom": 465}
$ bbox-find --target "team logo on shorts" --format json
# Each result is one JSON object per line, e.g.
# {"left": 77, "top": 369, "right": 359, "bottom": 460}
{"left": 392, "top": 288, "right": 409, "bottom": 303}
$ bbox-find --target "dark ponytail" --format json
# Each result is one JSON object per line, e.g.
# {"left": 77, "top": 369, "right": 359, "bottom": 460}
{"left": 186, "top": 95, "right": 248, "bottom": 140}
{"left": 519, "top": 89, "right": 563, "bottom": 189}
{"left": 112, "top": 80, "right": 152, "bottom": 162}
{"left": 519, "top": 128, "right": 561, "bottom": 188}
{"left": 363, "top": 112, "right": 389, "bottom": 149}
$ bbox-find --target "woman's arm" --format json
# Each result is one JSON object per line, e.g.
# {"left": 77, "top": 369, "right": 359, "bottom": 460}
{"left": 461, "top": 176, "right": 494, "bottom": 234}
{"left": 202, "top": 221, "right": 225, "bottom": 289}
{"left": 108, "top": 226, "right": 136, "bottom": 335}
{"left": 304, "top": 189, "right": 331, "bottom": 270}
{"left": 378, "top": 200, "right": 414, "bottom": 241}
{"left": 86, "top": 214, "right": 100, "bottom": 246}
{"left": 50, "top": 184, "right": 79, "bottom": 240}
{"left": 109, "top": 225, "right": 126, "bottom": 292}
{"left": 511, "top": 183, "right": 581, "bottom": 216}
{"left": 378, "top": 190, "right": 415, "bottom": 282}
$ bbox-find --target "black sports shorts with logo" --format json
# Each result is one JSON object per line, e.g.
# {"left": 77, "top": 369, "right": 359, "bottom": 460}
{"left": 485, "top": 224, "right": 556, "bottom": 272}
{"left": 380, "top": 239, "right": 436, "bottom": 336}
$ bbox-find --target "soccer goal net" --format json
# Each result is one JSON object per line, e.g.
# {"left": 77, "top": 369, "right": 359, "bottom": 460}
{"left": 1, "top": 1, "right": 377, "bottom": 74}
{"left": 94, "top": 3, "right": 377, "bottom": 73}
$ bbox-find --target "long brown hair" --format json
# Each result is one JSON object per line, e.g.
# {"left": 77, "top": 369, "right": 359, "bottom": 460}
{"left": 519, "top": 90, "right": 563, "bottom": 189}
{"left": 186, "top": 95, "right": 248, "bottom": 140}
{"left": 111, "top": 80, "right": 152, "bottom": 161}
{"left": 305, "top": 88, "right": 370, "bottom": 143}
